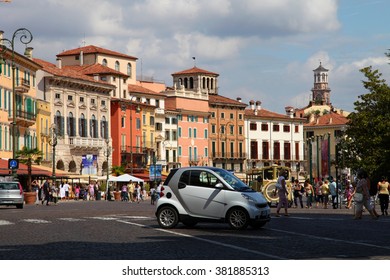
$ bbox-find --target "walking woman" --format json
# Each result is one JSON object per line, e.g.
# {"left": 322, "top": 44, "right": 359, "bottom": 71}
{"left": 377, "top": 176, "right": 390, "bottom": 216}
{"left": 354, "top": 170, "right": 379, "bottom": 220}
{"left": 304, "top": 179, "right": 314, "bottom": 208}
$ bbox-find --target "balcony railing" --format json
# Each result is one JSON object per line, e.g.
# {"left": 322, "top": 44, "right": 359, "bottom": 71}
{"left": 15, "top": 78, "right": 30, "bottom": 93}
{"left": 211, "top": 152, "right": 247, "bottom": 159}
{"left": 9, "top": 110, "right": 36, "bottom": 127}
{"left": 68, "top": 137, "right": 107, "bottom": 148}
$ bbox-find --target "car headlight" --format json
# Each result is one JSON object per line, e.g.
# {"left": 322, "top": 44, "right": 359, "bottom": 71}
{"left": 241, "top": 193, "right": 257, "bottom": 203}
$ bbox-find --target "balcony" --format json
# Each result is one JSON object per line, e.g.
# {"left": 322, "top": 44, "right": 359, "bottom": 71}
{"left": 9, "top": 109, "right": 36, "bottom": 127}
{"left": 68, "top": 137, "right": 106, "bottom": 149}
{"left": 15, "top": 78, "right": 30, "bottom": 93}
{"left": 211, "top": 152, "right": 247, "bottom": 160}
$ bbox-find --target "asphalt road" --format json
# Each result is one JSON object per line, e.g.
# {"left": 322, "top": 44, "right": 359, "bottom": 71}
{"left": 0, "top": 199, "right": 389, "bottom": 260}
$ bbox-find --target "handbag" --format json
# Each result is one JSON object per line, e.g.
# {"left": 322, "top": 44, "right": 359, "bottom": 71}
{"left": 354, "top": 192, "right": 363, "bottom": 202}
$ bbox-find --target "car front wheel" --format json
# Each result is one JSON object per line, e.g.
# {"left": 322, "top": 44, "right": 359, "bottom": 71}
{"left": 227, "top": 208, "right": 249, "bottom": 230}
{"left": 157, "top": 206, "right": 179, "bottom": 229}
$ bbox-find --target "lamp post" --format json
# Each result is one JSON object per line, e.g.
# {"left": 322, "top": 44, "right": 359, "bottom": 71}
{"left": 48, "top": 124, "right": 57, "bottom": 181}
{"left": 104, "top": 138, "right": 112, "bottom": 201}
{"left": 307, "top": 137, "right": 314, "bottom": 185}
{"left": 0, "top": 28, "right": 33, "bottom": 178}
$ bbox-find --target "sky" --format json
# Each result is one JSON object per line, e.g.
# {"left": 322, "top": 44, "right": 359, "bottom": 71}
{"left": 1, "top": 0, "right": 390, "bottom": 114}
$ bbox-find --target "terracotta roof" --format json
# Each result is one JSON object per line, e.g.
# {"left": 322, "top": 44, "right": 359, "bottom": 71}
{"left": 304, "top": 111, "right": 348, "bottom": 127}
{"left": 72, "top": 64, "right": 128, "bottom": 77}
{"left": 57, "top": 45, "right": 138, "bottom": 60}
{"left": 128, "top": 84, "right": 161, "bottom": 95}
{"left": 33, "top": 58, "right": 113, "bottom": 87}
{"left": 172, "top": 66, "right": 219, "bottom": 76}
{"left": 209, "top": 95, "right": 247, "bottom": 107}
{"left": 245, "top": 108, "right": 294, "bottom": 120}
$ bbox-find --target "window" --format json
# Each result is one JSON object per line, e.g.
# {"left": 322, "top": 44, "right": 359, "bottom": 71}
{"left": 91, "top": 98, "right": 95, "bottom": 105}
{"left": 165, "top": 117, "right": 170, "bottom": 124}
{"left": 54, "top": 111, "right": 64, "bottom": 136}
{"left": 101, "top": 100, "right": 106, "bottom": 107}
{"left": 284, "top": 142, "right": 291, "bottom": 160}
{"left": 172, "top": 118, "right": 177, "bottom": 124}
{"left": 283, "top": 125, "right": 290, "bottom": 133}
{"left": 188, "top": 128, "right": 192, "bottom": 138}
{"left": 115, "top": 61, "right": 120, "bottom": 71}
{"left": 80, "top": 97, "right": 84, "bottom": 103}
{"left": 68, "top": 95, "right": 73, "bottom": 101}
{"left": 262, "top": 142, "right": 269, "bottom": 160}
{"left": 178, "top": 127, "right": 182, "bottom": 137}
{"left": 79, "top": 113, "right": 87, "bottom": 137}
{"left": 250, "top": 123, "right": 257, "bottom": 131}
{"left": 261, "top": 123, "right": 268, "bottom": 131}
{"left": 295, "top": 142, "right": 299, "bottom": 160}
{"left": 127, "top": 63, "right": 132, "bottom": 77}
{"left": 67, "top": 112, "right": 76, "bottom": 137}
{"left": 230, "top": 113, "right": 234, "bottom": 119}
{"left": 101, "top": 116, "right": 108, "bottom": 139}
{"left": 274, "top": 142, "right": 280, "bottom": 160}
{"left": 250, "top": 141, "right": 258, "bottom": 160}
{"left": 273, "top": 124, "right": 280, "bottom": 132}
{"left": 142, "top": 115, "right": 146, "bottom": 125}
{"left": 121, "top": 116, "right": 125, "bottom": 128}
{"left": 193, "top": 128, "right": 197, "bottom": 138}
{"left": 204, "top": 129, "right": 208, "bottom": 139}
{"left": 238, "top": 126, "right": 243, "bottom": 135}
{"left": 55, "top": 93, "right": 61, "bottom": 99}
{"left": 210, "top": 112, "right": 215, "bottom": 118}
{"left": 295, "top": 125, "right": 299, "bottom": 133}
{"left": 221, "top": 112, "right": 225, "bottom": 119}
{"left": 211, "top": 124, "right": 216, "bottom": 134}
{"left": 90, "top": 114, "right": 98, "bottom": 138}
{"left": 150, "top": 116, "right": 155, "bottom": 126}
{"left": 102, "top": 59, "right": 107, "bottom": 66}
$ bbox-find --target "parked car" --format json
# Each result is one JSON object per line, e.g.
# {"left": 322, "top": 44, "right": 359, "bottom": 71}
{"left": 0, "top": 181, "right": 24, "bottom": 209}
{"left": 156, "top": 167, "right": 271, "bottom": 230}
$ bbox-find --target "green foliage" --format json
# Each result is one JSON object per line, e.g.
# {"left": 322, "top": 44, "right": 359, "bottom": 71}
{"left": 339, "top": 66, "right": 390, "bottom": 181}
{"left": 111, "top": 165, "right": 125, "bottom": 176}
{"left": 16, "top": 147, "right": 44, "bottom": 192}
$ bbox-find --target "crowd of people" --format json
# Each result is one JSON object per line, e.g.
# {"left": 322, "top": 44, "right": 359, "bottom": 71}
{"left": 275, "top": 169, "right": 390, "bottom": 220}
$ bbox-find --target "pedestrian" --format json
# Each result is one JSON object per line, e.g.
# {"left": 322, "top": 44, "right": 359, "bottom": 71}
{"left": 314, "top": 179, "right": 323, "bottom": 208}
{"left": 344, "top": 180, "right": 354, "bottom": 209}
{"left": 59, "top": 182, "right": 65, "bottom": 200}
{"left": 377, "top": 176, "right": 389, "bottom": 216}
{"left": 293, "top": 179, "right": 304, "bottom": 208}
{"left": 75, "top": 185, "right": 80, "bottom": 200}
{"left": 63, "top": 181, "right": 70, "bottom": 201}
{"left": 150, "top": 185, "right": 157, "bottom": 205}
{"left": 156, "top": 181, "right": 163, "bottom": 201}
{"left": 42, "top": 179, "right": 51, "bottom": 206}
{"left": 329, "top": 177, "right": 338, "bottom": 209}
{"left": 321, "top": 179, "right": 330, "bottom": 209}
{"left": 121, "top": 183, "right": 129, "bottom": 201}
{"left": 88, "top": 183, "right": 95, "bottom": 200}
{"left": 32, "top": 180, "right": 39, "bottom": 205}
{"left": 51, "top": 182, "right": 59, "bottom": 205}
{"left": 135, "top": 183, "right": 141, "bottom": 203}
{"left": 304, "top": 179, "right": 314, "bottom": 208}
{"left": 353, "top": 170, "right": 379, "bottom": 220}
{"left": 275, "top": 170, "right": 289, "bottom": 217}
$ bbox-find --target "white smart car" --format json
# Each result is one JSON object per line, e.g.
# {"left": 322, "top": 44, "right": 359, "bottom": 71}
{"left": 155, "top": 167, "right": 270, "bottom": 230}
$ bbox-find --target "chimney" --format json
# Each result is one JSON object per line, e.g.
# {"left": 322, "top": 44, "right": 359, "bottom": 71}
{"left": 249, "top": 100, "right": 255, "bottom": 110}
{"left": 236, "top": 97, "right": 242, "bottom": 102}
{"left": 329, "top": 117, "right": 333, "bottom": 124}
{"left": 56, "top": 58, "right": 62, "bottom": 69}
{"left": 24, "top": 47, "right": 33, "bottom": 59}
{"left": 80, "top": 50, "right": 84, "bottom": 66}
{"left": 256, "top": 100, "right": 262, "bottom": 110}
{"left": 285, "top": 106, "right": 294, "bottom": 118}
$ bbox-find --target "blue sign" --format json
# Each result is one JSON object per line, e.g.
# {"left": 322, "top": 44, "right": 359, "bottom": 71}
{"left": 82, "top": 155, "right": 98, "bottom": 175}
{"left": 149, "top": 164, "right": 162, "bottom": 181}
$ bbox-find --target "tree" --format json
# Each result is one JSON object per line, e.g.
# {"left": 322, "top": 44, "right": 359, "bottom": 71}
{"left": 339, "top": 65, "right": 390, "bottom": 182}
{"left": 16, "top": 147, "right": 43, "bottom": 192}
{"left": 111, "top": 165, "right": 125, "bottom": 176}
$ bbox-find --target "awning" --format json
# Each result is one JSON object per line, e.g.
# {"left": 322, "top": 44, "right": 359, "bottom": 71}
{"left": 108, "top": 174, "right": 144, "bottom": 183}
{"left": 0, "top": 159, "right": 52, "bottom": 176}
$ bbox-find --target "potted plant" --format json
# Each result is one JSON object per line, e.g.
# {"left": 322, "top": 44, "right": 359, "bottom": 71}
{"left": 16, "top": 147, "right": 43, "bottom": 204}
{"left": 111, "top": 165, "right": 125, "bottom": 201}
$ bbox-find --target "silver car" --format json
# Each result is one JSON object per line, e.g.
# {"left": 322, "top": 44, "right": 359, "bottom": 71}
{"left": 156, "top": 167, "right": 270, "bottom": 230}
{"left": 0, "top": 181, "right": 24, "bottom": 209}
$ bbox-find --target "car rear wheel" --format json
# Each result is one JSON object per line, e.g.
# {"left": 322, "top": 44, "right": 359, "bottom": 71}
{"left": 16, "top": 204, "right": 23, "bottom": 209}
{"left": 227, "top": 208, "right": 249, "bottom": 230}
{"left": 157, "top": 206, "right": 179, "bottom": 229}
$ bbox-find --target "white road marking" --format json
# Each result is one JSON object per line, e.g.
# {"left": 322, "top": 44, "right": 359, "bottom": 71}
{"left": 22, "top": 219, "right": 51, "bottom": 224}
{"left": 116, "top": 219, "right": 286, "bottom": 260}
{"left": 0, "top": 220, "right": 14, "bottom": 226}
{"left": 58, "top": 218, "right": 86, "bottom": 222}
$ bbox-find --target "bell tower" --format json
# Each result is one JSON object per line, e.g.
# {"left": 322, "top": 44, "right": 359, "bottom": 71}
{"left": 311, "top": 62, "right": 331, "bottom": 105}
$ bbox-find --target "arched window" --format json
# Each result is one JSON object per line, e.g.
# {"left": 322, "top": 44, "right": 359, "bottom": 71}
{"left": 115, "top": 61, "right": 120, "bottom": 71}
{"left": 54, "top": 110, "right": 64, "bottom": 136}
{"left": 202, "top": 77, "right": 206, "bottom": 89}
{"left": 189, "top": 77, "right": 194, "bottom": 89}
{"left": 79, "top": 113, "right": 87, "bottom": 137}
{"left": 178, "top": 78, "right": 183, "bottom": 87}
{"left": 67, "top": 112, "right": 76, "bottom": 137}
{"left": 210, "top": 78, "right": 214, "bottom": 89}
{"left": 101, "top": 116, "right": 108, "bottom": 139}
{"left": 184, "top": 78, "right": 188, "bottom": 88}
{"left": 127, "top": 63, "right": 132, "bottom": 78}
{"left": 90, "top": 114, "right": 98, "bottom": 138}
{"left": 102, "top": 59, "right": 107, "bottom": 66}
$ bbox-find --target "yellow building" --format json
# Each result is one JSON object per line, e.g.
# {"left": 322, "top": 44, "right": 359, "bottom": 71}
{"left": 0, "top": 45, "right": 41, "bottom": 159}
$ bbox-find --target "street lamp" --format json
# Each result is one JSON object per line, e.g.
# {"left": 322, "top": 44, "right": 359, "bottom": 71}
{"left": 104, "top": 138, "right": 112, "bottom": 200}
{"left": 48, "top": 124, "right": 57, "bottom": 181}
{"left": 0, "top": 28, "right": 33, "bottom": 178}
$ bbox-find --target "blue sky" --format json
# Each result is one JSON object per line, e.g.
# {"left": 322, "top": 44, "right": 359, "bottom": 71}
{"left": 2, "top": 0, "right": 390, "bottom": 113}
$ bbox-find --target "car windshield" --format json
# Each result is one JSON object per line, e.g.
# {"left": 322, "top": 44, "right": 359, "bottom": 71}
{"left": 214, "top": 169, "right": 253, "bottom": 192}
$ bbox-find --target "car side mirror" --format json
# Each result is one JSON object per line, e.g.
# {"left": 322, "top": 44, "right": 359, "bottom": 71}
{"left": 215, "top": 182, "right": 223, "bottom": 189}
